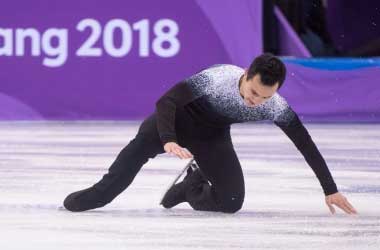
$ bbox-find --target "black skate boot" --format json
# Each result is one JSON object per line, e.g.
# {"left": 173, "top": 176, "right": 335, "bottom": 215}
{"left": 161, "top": 163, "right": 207, "bottom": 209}
{"left": 63, "top": 186, "right": 108, "bottom": 212}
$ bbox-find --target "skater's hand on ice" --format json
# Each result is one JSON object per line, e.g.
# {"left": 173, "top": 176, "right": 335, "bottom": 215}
{"left": 164, "top": 142, "right": 193, "bottom": 159}
{"left": 325, "top": 192, "right": 358, "bottom": 215}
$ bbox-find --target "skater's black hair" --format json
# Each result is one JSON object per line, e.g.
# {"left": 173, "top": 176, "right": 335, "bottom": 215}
{"left": 247, "top": 53, "right": 286, "bottom": 89}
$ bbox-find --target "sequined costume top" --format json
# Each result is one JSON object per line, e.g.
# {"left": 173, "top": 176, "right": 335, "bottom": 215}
{"left": 155, "top": 64, "right": 338, "bottom": 195}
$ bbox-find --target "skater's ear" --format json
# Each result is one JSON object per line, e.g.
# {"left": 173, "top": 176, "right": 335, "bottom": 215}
{"left": 243, "top": 69, "right": 249, "bottom": 80}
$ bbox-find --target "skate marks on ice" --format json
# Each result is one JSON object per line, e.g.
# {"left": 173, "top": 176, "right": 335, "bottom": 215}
{"left": 0, "top": 121, "right": 379, "bottom": 250}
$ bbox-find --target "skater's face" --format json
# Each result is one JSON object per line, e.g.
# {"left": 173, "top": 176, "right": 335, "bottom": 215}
{"left": 239, "top": 73, "right": 279, "bottom": 108}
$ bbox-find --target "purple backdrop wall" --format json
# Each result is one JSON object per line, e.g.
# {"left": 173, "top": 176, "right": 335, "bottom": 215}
{"left": 0, "top": 0, "right": 262, "bottom": 120}
{"left": 1, "top": 1, "right": 379, "bottom": 122}
{"left": 280, "top": 60, "right": 380, "bottom": 123}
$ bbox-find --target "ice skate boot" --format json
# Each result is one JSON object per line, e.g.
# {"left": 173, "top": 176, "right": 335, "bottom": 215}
{"left": 160, "top": 160, "right": 207, "bottom": 209}
{"left": 63, "top": 186, "right": 107, "bottom": 212}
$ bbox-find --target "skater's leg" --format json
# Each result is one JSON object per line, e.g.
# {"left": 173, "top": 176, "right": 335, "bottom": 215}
{"left": 93, "top": 133, "right": 164, "bottom": 201}
{"left": 160, "top": 108, "right": 245, "bottom": 213}
{"left": 64, "top": 114, "right": 165, "bottom": 212}
{"left": 185, "top": 138, "right": 245, "bottom": 213}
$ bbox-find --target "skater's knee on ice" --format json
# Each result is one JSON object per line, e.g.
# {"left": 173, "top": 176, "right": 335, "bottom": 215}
{"left": 219, "top": 195, "right": 244, "bottom": 213}
{"left": 220, "top": 201, "right": 243, "bottom": 213}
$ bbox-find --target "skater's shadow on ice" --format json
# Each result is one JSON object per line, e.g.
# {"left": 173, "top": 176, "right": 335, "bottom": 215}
{"left": 61, "top": 208, "right": 232, "bottom": 219}
{"left": 2, "top": 205, "right": 373, "bottom": 221}
{"left": 59, "top": 207, "right": 375, "bottom": 220}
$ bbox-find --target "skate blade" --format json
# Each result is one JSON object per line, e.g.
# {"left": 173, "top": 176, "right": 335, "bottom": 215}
{"left": 159, "top": 159, "right": 196, "bottom": 205}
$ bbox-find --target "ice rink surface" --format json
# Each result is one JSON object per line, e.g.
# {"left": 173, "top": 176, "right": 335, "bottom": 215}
{"left": 0, "top": 121, "right": 379, "bottom": 250}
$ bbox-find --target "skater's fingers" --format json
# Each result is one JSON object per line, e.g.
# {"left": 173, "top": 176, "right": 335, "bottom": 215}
{"left": 331, "top": 199, "right": 354, "bottom": 215}
{"left": 177, "top": 148, "right": 192, "bottom": 159}
{"left": 168, "top": 149, "right": 176, "bottom": 155}
{"left": 164, "top": 146, "right": 174, "bottom": 154}
{"left": 180, "top": 149, "right": 192, "bottom": 159}
{"left": 168, "top": 145, "right": 182, "bottom": 158}
{"left": 344, "top": 199, "right": 358, "bottom": 214}
{"left": 325, "top": 199, "right": 335, "bottom": 214}
{"left": 182, "top": 148, "right": 194, "bottom": 157}
{"left": 182, "top": 152, "right": 192, "bottom": 159}
{"left": 184, "top": 152, "right": 193, "bottom": 158}
{"left": 327, "top": 203, "right": 336, "bottom": 214}
{"left": 167, "top": 146, "right": 180, "bottom": 157}
{"left": 164, "top": 142, "right": 181, "bottom": 154}
{"left": 165, "top": 143, "right": 192, "bottom": 159}
{"left": 179, "top": 148, "right": 191, "bottom": 158}
{"left": 337, "top": 203, "right": 353, "bottom": 215}
{"left": 168, "top": 145, "right": 181, "bottom": 154}
{"left": 341, "top": 202, "right": 357, "bottom": 215}
{"left": 173, "top": 148, "right": 186, "bottom": 159}
{"left": 182, "top": 148, "right": 194, "bottom": 158}
{"left": 177, "top": 151, "right": 186, "bottom": 159}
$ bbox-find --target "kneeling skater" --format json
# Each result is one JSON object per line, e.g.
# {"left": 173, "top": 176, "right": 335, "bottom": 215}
{"left": 63, "top": 54, "right": 357, "bottom": 215}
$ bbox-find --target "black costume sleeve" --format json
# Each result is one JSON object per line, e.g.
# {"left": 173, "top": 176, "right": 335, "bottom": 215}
{"left": 155, "top": 82, "right": 198, "bottom": 146}
{"left": 275, "top": 113, "right": 338, "bottom": 196}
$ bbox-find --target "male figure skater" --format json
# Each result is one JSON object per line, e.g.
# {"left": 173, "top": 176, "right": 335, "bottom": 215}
{"left": 64, "top": 53, "right": 357, "bottom": 215}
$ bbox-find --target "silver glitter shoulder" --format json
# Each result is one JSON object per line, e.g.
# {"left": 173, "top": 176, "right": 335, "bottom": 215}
{"left": 185, "top": 64, "right": 296, "bottom": 125}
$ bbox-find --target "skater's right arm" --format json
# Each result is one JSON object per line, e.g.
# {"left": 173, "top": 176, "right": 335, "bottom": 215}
{"left": 155, "top": 81, "right": 198, "bottom": 146}
{"left": 156, "top": 82, "right": 198, "bottom": 159}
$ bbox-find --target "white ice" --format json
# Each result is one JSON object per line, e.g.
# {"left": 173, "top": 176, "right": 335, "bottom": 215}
{"left": 0, "top": 121, "right": 379, "bottom": 250}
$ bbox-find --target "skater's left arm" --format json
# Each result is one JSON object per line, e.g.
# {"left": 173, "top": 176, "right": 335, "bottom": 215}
{"left": 274, "top": 112, "right": 357, "bottom": 215}
{"left": 325, "top": 192, "right": 357, "bottom": 215}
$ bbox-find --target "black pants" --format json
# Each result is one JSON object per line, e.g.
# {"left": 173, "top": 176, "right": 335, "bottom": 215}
{"left": 92, "top": 108, "right": 245, "bottom": 213}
